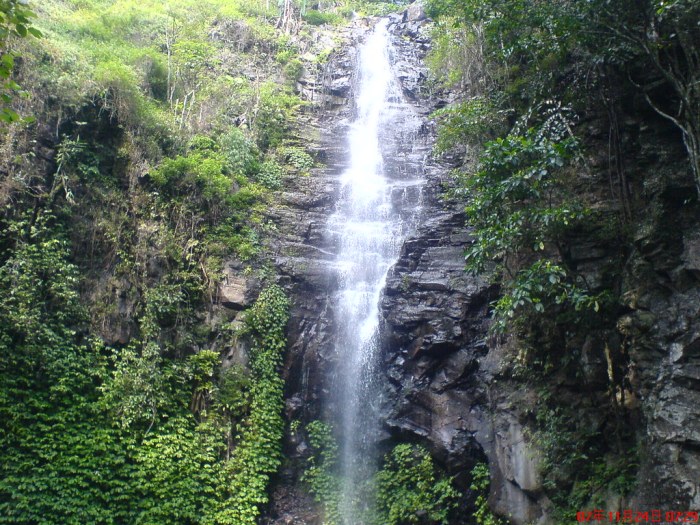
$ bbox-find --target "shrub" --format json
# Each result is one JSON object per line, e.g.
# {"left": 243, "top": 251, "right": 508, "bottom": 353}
{"left": 253, "top": 83, "right": 302, "bottom": 151}
{"left": 220, "top": 126, "right": 259, "bottom": 176}
{"left": 302, "top": 10, "right": 342, "bottom": 26}
{"left": 279, "top": 145, "right": 313, "bottom": 172}
{"left": 150, "top": 152, "right": 231, "bottom": 200}
{"left": 284, "top": 58, "right": 304, "bottom": 85}
{"left": 461, "top": 112, "right": 606, "bottom": 331}
{"left": 376, "top": 444, "right": 459, "bottom": 525}
{"left": 256, "top": 160, "right": 284, "bottom": 189}
{"left": 432, "top": 97, "right": 508, "bottom": 153}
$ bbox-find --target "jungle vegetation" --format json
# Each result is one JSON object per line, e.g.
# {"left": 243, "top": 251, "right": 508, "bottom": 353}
{"left": 0, "top": 0, "right": 697, "bottom": 523}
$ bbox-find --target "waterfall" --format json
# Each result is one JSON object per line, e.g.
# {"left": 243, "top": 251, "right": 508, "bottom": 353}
{"left": 327, "top": 19, "right": 425, "bottom": 523}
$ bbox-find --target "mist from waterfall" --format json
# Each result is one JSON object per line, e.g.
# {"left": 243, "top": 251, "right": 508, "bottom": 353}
{"left": 327, "top": 19, "right": 425, "bottom": 524}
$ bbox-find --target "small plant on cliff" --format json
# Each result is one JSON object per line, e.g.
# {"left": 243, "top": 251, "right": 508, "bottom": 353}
{"left": 213, "top": 284, "right": 289, "bottom": 524}
{"left": 532, "top": 394, "right": 639, "bottom": 522}
{"left": 470, "top": 463, "right": 506, "bottom": 525}
{"left": 302, "top": 420, "right": 342, "bottom": 525}
{"left": 375, "top": 444, "right": 459, "bottom": 525}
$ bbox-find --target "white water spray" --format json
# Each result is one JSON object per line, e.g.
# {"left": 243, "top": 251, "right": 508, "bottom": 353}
{"left": 327, "top": 20, "right": 425, "bottom": 523}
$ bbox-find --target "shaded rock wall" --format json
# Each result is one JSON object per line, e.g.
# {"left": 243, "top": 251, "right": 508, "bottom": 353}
{"left": 264, "top": 7, "right": 700, "bottom": 525}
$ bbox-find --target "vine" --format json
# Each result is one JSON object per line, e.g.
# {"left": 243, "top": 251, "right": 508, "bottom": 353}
{"left": 213, "top": 284, "right": 289, "bottom": 524}
{"left": 375, "top": 444, "right": 459, "bottom": 525}
{"left": 470, "top": 464, "right": 506, "bottom": 525}
{"left": 302, "top": 420, "right": 342, "bottom": 525}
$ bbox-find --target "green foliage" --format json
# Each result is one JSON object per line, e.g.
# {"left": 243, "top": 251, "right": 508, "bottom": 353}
{"left": 284, "top": 58, "right": 304, "bottom": 85}
{"left": 426, "top": 0, "right": 580, "bottom": 105}
{"left": 426, "top": 0, "right": 700, "bottom": 190}
{"left": 0, "top": 235, "right": 291, "bottom": 523}
{"left": 432, "top": 97, "right": 507, "bottom": 153}
{"left": 214, "top": 285, "right": 289, "bottom": 524}
{"left": 301, "top": 432, "right": 462, "bottom": 525}
{"left": 215, "top": 363, "right": 252, "bottom": 417}
{"left": 302, "top": 10, "right": 343, "bottom": 26}
{"left": 275, "top": 47, "right": 297, "bottom": 64}
{"left": 56, "top": 136, "right": 101, "bottom": 179}
{"left": 99, "top": 342, "right": 167, "bottom": 429}
{"left": 375, "top": 444, "right": 459, "bottom": 525}
{"left": 464, "top": 123, "right": 580, "bottom": 273}
{"left": 0, "top": 215, "right": 84, "bottom": 352}
{"left": 279, "top": 145, "right": 314, "bottom": 172}
{"left": 253, "top": 83, "right": 302, "bottom": 150}
{"left": 491, "top": 260, "right": 603, "bottom": 333}
{"left": 349, "top": 0, "right": 407, "bottom": 17}
{"left": 302, "top": 420, "right": 342, "bottom": 525}
{"left": 0, "top": 0, "right": 41, "bottom": 123}
{"left": 425, "top": 22, "right": 475, "bottom": 90}
{"left": 532, "top": 396, "right": 638, "bottom": 521}
{"left": 256, "top": 159, "right": 284, "bottom": 189}
{"left": 150, "top": 151, "right": 231, "bottom": 201}
{"left": 0, "top": 216, "right": 132, "bottom": 523}
{"left": 220, "top": 126, "right": 259, "bottom": 176}
{"left": 470, "top": 464, "right": 506, "bottom": 525}
{"left": 462, "top": 114, "right": 602, "bottom": 331}
{"left": 0, "top": 1, "right": 313, "bottom": 522}
{"left": 133, "top": 417, "right": 228, "bottom": 523}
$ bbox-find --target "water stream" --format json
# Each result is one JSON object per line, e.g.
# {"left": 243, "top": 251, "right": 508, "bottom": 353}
{"left": 327, "top": 19, "right": 426, "bottom": 523}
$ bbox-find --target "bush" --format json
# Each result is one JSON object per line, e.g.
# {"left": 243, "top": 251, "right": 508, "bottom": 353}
{"left": 460, "top": 111, "right": 606, "bottom": 331}
{"left": 256, "top": 160, "right": 284, "bottom": 190}
{"left": 302, "top": 10, "right": 342, "bottom": 26}
{"left": 253, "top": 83, "right": 302, "bottom": 151}
{"left": 284, "top": 58, "right": 304, "bottom": 85}
{"left": 432, "top": 97, "right": 508, "bottom": 153}
{"left": 150, "top": 152, "right": 231, "bottom": 200}
{"left": 376, "top": 444, "right": 459, "bottom": 525}
{"left": 220, "top": 127, "right": 259, "bottom": 176}
{"left": 279, "top": 145, "right": 314, "bottom": 172}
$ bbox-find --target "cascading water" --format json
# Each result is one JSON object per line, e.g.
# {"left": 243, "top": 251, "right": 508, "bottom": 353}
{"left": 326, "top": 19, "right": 426, "bottom": 523}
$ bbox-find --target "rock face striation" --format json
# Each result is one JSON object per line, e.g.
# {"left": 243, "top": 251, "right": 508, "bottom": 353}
{"left": 261, "top": 6, "right": 700, "bottom": 525}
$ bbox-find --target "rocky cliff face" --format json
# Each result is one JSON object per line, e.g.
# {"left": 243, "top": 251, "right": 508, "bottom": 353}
{"left": 262, "top": 7, "right": 700, "bottom": 525}
{"left": 264, "top": 11, "right": 556, "bottom": 522}
{"left": 618, "top": 123, "right": 700, "bottom": 510}
{"left": 378, "top": 88, "right": 700, "bottom": 522}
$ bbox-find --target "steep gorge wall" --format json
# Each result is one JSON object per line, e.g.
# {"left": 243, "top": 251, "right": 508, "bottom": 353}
{"left": 265, "top": 7, "right": 700, "bottom": 525}
{"left": 375, "top": 33, "right": 700, "bottom": 525}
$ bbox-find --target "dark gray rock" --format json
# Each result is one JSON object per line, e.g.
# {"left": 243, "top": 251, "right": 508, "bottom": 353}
{"left": 266, "top": 9, "right": 700, "bottom": 525}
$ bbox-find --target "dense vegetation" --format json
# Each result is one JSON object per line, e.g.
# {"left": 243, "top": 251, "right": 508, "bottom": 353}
{"left": 0, "top": 0, "right": 370, "bottom": 522}
{"left": 1, "top": 0, "right": 458, "bottom": 522}
{"left": 426, "top": 0, "right": 699, "bottom": 520}
{"left": 301, "top": 421, "right": 460, "bottom": 525}
{"left": 2, "top": 0, "right": 697, "bottom": 522}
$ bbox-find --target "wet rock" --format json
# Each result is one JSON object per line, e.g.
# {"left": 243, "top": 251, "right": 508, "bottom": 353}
{"left": 268, "top": 9, "right": 700, "bottom": 524}
{"left": 328, "top": 75, "right": 351, "bottom": 96}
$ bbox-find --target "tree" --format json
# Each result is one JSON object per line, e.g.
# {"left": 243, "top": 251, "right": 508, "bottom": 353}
{"left": 585, "top": 0, "right": 700, "bottom": 193}
{"left": 427, "top": 0, "right": 700, "bottom": 193}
